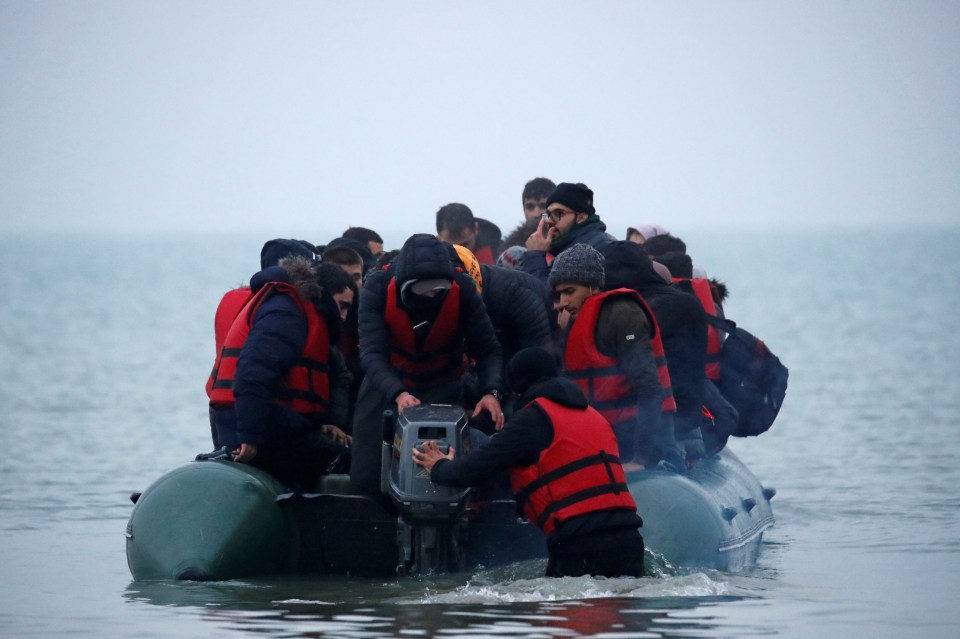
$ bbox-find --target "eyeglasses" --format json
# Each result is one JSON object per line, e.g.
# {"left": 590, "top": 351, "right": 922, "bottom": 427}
{"left": 543, "top": 208, "right": 575, "bottom": 222}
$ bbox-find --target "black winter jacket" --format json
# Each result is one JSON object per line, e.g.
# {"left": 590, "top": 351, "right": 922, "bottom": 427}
{"left": 479, "top": 264, "right": 556, "bottom": 362}
{"left": 520, "top": 215, "right": 616, "bottom": 282}
{"left": 358, "top": 234, "right": 503, "bottom": 401}
{"left": 601, "top": 242, "right": 708, "bottom": 433}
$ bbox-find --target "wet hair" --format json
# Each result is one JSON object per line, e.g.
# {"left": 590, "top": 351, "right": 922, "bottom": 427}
{"left": 436, "top": 203, "right": 475, "bottom": 234}
{"left": 522, "top": 177, "right": 556, "bottom": 202}
{"left": 342, "top": 226, "right": 383, "bottom": 245}
{"left": 640, "top": 233, "right": 687, "bottom": 259}
{"left": 321, "top": 245, "right": 363, "bottom": 268}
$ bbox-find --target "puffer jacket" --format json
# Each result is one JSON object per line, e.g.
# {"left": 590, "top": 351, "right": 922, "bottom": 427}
{"left": 358, "top": 234, "right": 503, "bottom": 401}
{"left": 480, "top": 264, "right": 557, "bottom": 362}
{"left": 215, "top": 260, "right": 349, "bottom": 448}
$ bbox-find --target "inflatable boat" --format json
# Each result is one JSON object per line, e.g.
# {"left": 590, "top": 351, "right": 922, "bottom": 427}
{"left": 125, "top": 405, "right": 774, "bottom": 581}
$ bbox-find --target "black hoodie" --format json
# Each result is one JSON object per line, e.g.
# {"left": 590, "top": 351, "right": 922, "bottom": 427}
{"left": 430, "top": 377, "right": 642, "bottom": 545}
{"left": 601, "top": 242, "right": 708, "bottom": 433}
{"left": 358, "top": 234, "right": 503, "bottom": 401}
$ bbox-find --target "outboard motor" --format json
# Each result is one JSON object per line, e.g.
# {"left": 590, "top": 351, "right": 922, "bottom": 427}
{"left": 381, "top": 405, "right": 471, "bottom": 574}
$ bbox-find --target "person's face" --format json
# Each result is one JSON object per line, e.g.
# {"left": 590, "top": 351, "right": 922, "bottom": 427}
{"left": 544, "top": 204, "right": 583, "bottom": 237}
{"left": 368, "top": 241, "right": 385, "bottom": 258}
{"left": 338, "top": 262, "right": 364, "bottom": 290}
{"left": 437, "top": 224, "right": 478, "bottom": 251}
{"left": 627, "top": 231, "right": 645, "bottom": 245}
{"left": 332, "top": 287, "right": 354, "bottom": 321}
{"left": 554, "top": 283, "right": 598, "bottom": 319}
{"left": 523, "top": 197, "right": 547, "bottom": 223}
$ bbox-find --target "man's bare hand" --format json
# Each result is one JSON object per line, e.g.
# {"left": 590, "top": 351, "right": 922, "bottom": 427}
{"left": 412, "top": 439, "right": 455, "bottom": 472}
{"left": 473, "top": 393, "right": 504, "bottom": 430}
{"left": 233, "top": 443, "right": 258, "bottom": 463}
{"left": 396, "top": 391, "right": 421, "bottom": 413}
{"left": 322, "top": 424, "right": 351, "bottom": 447}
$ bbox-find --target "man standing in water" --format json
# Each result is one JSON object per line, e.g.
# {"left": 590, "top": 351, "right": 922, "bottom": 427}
{"left": 413, "top": 347, "right": 645, "bottom": 578}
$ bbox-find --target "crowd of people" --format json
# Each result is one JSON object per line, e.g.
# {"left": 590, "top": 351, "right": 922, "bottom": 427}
{"left": 204, "top": 177, "right": 745, "bottom": 578}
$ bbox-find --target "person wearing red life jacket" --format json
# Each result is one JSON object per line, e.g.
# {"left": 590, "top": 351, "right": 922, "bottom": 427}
{"left": 206, "top": 238, "right": 321, "bottom": 447}
{"left": 620, "top": 240, "right": 738, "bottom": 460}
{"left": 597, "top": 241, "right": 710, "bottom": 463}
{"left": 413, "top": 347, "right": 645, "bottom": 578}
{"left": 207, "top": 256, "right": 355, "bottom": 491}
{"left": 349, "top": 234, "right": 504, "bottom": 498}
{"left": 546, "top": 244, "right": 685, "bottom": 471}
{"left": 435, "top": 202, "right": 502, "bottom": 265}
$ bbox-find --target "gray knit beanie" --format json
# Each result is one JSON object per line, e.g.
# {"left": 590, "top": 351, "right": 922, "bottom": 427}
{"left": 547, "top": 243, "right": 605, "bottom": 289}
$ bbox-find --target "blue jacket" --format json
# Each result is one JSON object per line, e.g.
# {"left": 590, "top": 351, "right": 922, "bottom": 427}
{"left": 521, "top": 216, "right": 616, "bottom": 283}
{"left": 215, "top": 264, "right": 349, "bottom": 449}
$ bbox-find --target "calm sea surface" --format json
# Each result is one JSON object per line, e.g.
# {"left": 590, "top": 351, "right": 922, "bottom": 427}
{"left": 1, "top": 228, "right": 958, "bottom": 638}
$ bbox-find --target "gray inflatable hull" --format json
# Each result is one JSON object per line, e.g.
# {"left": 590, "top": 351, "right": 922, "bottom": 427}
{"left": 628, "top": 448, "right": 775, "bottom": 571}
{"left": 126, "top": 449, "right": 774, "bottom": 580}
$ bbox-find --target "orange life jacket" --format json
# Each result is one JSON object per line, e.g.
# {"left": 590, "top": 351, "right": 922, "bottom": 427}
{"left": 207, "top": 281, "right": 331, "bottom": 417}
{"left": 510, "top": 397, "right": 637, "bottom": 535}
{"left": 674, "top": 277, "right": 724, "bottom": 380}
{"left": 383, "top": 277, "right": 468, "bottom": 391}
{"left": 564, "top": 289, "right": 676, "bottom": 425}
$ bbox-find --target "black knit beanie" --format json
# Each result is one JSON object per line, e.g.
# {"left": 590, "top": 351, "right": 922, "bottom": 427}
{"left": 545, "top": 182, "right": 595, "bottom": 215}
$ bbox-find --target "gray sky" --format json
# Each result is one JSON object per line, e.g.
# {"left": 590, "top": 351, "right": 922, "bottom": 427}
{"left": 2, "top": 1, "right": 958, "bottom": 244}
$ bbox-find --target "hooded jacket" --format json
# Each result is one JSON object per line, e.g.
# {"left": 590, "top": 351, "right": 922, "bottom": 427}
{"left": 358, "top": 234, "right": 503, "bottom": 401}
{"left": 430, "top": 377, "right": 642, "bottom": 545}
{"left": 212, "top": 259, "right": 349, "bottom": 448}
{"left": 601, "top": 242, "right": 708, "bottom": 434}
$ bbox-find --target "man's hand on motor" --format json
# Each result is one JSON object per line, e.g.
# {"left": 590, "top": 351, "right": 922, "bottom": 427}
{"left": 396, "top": 391, "right": 421, "bottom": 413}
{"left": 412, "top": 439, "right": 455, "bottom": 472}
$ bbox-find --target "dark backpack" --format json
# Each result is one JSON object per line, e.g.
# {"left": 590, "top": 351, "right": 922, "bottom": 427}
{"left": 707, "top": 316, "right": 789, "bottom": 437}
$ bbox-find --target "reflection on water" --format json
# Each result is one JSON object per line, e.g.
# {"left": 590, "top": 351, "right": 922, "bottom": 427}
{"left": 124, "top": 571, "right": 751, "bottom": 639}
{"left": 4, "top": 230, "right": 960, "bottom": 637}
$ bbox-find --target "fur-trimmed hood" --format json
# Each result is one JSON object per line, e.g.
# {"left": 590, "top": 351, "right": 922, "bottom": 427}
{"left": 250, "top": 255, "right": 323, "bottom": 302}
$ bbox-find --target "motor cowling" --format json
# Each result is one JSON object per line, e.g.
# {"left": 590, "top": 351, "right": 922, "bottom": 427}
{"left": 381, "top": 404, "right": 471, "bottom": 521}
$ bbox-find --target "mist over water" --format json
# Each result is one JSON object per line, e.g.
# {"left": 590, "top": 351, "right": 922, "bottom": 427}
{"left": 1, "top": 228, "right": 958, "bottom": 637}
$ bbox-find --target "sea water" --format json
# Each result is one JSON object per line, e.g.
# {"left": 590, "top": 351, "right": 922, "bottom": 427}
{"left": 1, "top": 228, "right": 958, "bottom": 638}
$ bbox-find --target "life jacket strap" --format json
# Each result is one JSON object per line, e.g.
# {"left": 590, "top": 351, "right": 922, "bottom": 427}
{"left": 514, "top": 450, "right": 622, "bottom": 506}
